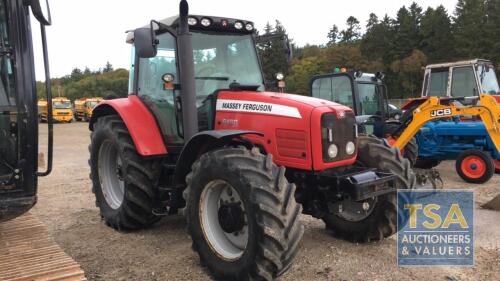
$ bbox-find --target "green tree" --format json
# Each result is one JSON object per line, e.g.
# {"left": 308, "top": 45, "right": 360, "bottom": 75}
{"left": 103, "top": 61, "right": 114, "bottom": 73}
{"left": 484, "top": 0, "right": 500, "bottom": 62}
{"left": 393, "top": 3, "right": 422, "bottom": 59}
{"left": 286, "top": 56, "right": 322, "bottom": 94}
{"left": 327, "top": 24, "right": 339, "bottom": 45}
{"left": 390, "top": 50, "right": 427, "bottom": 97}
{"left": 360, "top": 15, "right": 395, "bottom": 63}
{"left": 453, "top": 0, "right": 487, "bottom": 58}
{"left": 420, "top": 6, "right": 455, "bottom": 62}
{"left": 339, "top": 16, "right": 361, "bottom": 44}
{"left": 257, "top": 20, "right": 291, "bottom": 90}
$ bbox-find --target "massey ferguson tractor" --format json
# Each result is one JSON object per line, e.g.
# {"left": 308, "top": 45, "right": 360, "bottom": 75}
{"left": 89, "top": 1, "right": 415, "bottom": 280}
{"left": 0, "top": 0, "right": 53, "bottom": 222}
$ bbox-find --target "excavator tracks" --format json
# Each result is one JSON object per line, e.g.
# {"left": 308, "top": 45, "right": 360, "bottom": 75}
{"left": 0, "top": 213, "right": 86, "bottom": 281}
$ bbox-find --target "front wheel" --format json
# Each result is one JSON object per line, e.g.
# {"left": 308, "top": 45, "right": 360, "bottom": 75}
{"left": 456, "top": 150, "right": 494, "bottom": 184}
{"left": 184, "top": 147, "right": 304, "bottom": 281}
{"left": 322, "top": 135, "right": 416, "bottom": 242}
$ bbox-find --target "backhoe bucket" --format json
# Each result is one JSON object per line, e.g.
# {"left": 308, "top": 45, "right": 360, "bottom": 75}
{"left": 483, "top": 194, "right": 500, "bottom": 211}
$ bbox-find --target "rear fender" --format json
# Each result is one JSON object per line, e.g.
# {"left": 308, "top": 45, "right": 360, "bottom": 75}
{"left": 89, "top": 96, "right": 167, "bottom": 156}
{"left": 173, "top": 130, "right": 263, "bottom": 186}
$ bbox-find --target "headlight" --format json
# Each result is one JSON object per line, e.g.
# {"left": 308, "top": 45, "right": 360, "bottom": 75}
{"left": 187, "top": 17, "right": 198, "bottom": 26}
{"left": 327, "top": 144, "right": 338, "bottom": 158}
{"left": 245, "top": 23, "right": 254, "bottom": 31}
{"left": 346, "top": 141, "right": 356, "bottom": 155}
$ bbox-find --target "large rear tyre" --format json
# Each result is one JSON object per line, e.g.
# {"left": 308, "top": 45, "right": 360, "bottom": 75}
{"left": 322, "top": 135, "right": 416, "bottom": 242}
{"left": 384, "top": 122, "right": 418, "bottom": 167}
{"left": 89, "top": 115, "right": 161, "bottom": 230}
{"left": 184, "top": 147, "right": 304, "bottom": 281}
{"left": 403, "top": 137, "right": 418, "bottom": 167}
{"left": 456, "top": 150, "right": 494, "bottom": 184}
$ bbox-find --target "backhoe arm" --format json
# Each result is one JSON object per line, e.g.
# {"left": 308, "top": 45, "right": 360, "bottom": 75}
{"left": 394, "top": 94, "right": 500, "bottom": 153}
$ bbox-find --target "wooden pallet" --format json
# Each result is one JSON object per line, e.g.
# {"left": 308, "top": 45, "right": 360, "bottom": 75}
{"left": 0, "top": 213, "right": 86, "bottom": 281}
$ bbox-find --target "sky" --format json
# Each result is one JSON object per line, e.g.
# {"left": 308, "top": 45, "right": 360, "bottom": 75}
{"left": 31, "top": 0, "right": 458, "bottom": 80}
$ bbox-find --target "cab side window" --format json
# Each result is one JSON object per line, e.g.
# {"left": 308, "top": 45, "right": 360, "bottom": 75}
{"left": 0, "top": 0, "right": 15, "bottom": 106}
{"left": 136, "top": 33, "right": 183, "bottom": 144}
{"left": 428, "top": 68, "right": 449, "bottom": 96}
{"left": 451, "top": 66, "right": 477, "bottom": 97}
{"left": 312, "top": 76, "right": 354, "bottom": 108}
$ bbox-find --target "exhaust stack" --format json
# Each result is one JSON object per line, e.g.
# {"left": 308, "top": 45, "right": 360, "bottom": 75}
{"left": 177, "top": 0, "right": 198, "bottom": 140}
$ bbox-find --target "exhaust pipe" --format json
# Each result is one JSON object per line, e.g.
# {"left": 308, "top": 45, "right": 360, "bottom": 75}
{"left": 177, "top": 0, "right": 198, "bottom": 140}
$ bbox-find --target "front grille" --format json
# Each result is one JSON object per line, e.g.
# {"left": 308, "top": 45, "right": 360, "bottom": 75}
{"left": 57, "top": 112, "right": 70, "bottom": 116}
{"left": 322, "top": 111, "right": 356, "bottom": 162}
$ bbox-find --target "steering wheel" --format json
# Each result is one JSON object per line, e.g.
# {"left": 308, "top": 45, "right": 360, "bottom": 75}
{"left": 196, "top": 65, "right": 217, "bottom": 78}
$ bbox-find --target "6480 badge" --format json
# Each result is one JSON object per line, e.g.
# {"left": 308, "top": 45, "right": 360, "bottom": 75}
{"left": 397, "top": 190, "right": 474, "bottom": 266}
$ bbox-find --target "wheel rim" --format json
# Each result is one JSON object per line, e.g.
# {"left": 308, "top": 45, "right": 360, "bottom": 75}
{"left": 98, "top": 140, "right": 125, "bottom": 209}
{"left": 199, "top": 180, "right": 248, "bottom": 261}
{"left": 460, "top": 155, "right": 486, "bottom": 179}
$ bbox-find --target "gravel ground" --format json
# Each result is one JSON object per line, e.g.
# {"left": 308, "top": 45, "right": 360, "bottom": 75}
{"left": 33, "top": 122, "right": 500, "bottom": 281}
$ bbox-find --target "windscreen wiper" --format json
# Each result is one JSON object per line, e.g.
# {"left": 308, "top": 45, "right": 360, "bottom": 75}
{"left": 195, "top": 76, "right": 229, "bottom": 81}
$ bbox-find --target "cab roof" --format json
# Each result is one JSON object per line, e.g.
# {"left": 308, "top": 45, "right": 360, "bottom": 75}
{"left": 126, "top": 15, "right": 255, "bottom": 43}
{"left": 425, "top": 59, "right": 493, "bottom": 69}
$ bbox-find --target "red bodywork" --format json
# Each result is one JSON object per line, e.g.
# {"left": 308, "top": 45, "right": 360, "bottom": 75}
{"left": 214, "top": 91, "right": 356, "bottom": 171}
{"left": 401, "top": 97, "right": 428, "bottom": 111}
{"left": 94, "top": 91, "right": 356, "bottom": 172}
{"left": 93, "top": 95, "right": 168, "bottom": 156}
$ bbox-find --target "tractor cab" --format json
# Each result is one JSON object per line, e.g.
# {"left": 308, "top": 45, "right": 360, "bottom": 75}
{"left": 309, "top": 71, "right": 392, "bottom": 137}
{"left": 0, "top": 0, "right": 53, "bottom": 222}
{"left": 126, "top": 16, "right": 269, "bottom": 145}
{"left": 422, "top": 59, "right": 500, "bottom": 98}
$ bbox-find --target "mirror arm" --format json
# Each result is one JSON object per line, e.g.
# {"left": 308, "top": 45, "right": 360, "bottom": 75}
{"left": 151, "top": 20, "right": 177, "bottom": 38}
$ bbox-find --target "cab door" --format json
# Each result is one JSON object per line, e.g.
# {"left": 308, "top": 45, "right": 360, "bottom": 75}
{"left": 0, "top": 0, "right": 51, "bottom": 222}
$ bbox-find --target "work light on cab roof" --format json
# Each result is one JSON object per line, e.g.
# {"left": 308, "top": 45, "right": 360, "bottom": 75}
{"left": 183, "top": 15, "right": 254, "bottom": 33}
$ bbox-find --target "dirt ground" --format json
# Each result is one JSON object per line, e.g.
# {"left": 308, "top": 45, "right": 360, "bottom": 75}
{"left": 33, "top": 122, "right": 500, "bottom": 281}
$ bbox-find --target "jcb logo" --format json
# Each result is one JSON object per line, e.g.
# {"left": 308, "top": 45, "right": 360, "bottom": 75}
{"left": 431, "top": 108, "right": 452, "bottom": 117}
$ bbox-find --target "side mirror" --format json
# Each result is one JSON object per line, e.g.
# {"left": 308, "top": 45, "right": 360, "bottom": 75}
{"left": 134, "top": 27, "right": 158, "bottom": 58}
{"left": 28, "top": 0, "right": 51, "bottom": 25}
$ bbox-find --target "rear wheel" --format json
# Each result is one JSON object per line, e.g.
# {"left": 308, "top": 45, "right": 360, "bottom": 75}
{"left": 322, "top": 135, "right": 416, "bottom": 242}
{"left": 384, "top": 122, "right": 418, "bottom": 167}
{"left": 403, "top": 137, "right": 418, "bottom": 167}
{"left": 456, "top": 150, "right": 494, "bottom": 184}
{"left": 184, "top": 147, "right": 304, "bottom": 281}
{"left": 89, "top": 115, "right": 161, "bottom": 230}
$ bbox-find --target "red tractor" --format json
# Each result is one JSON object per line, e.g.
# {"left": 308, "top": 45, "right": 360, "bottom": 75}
{"left": 89, "top": 1, "right": 415, "bottom": 280}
